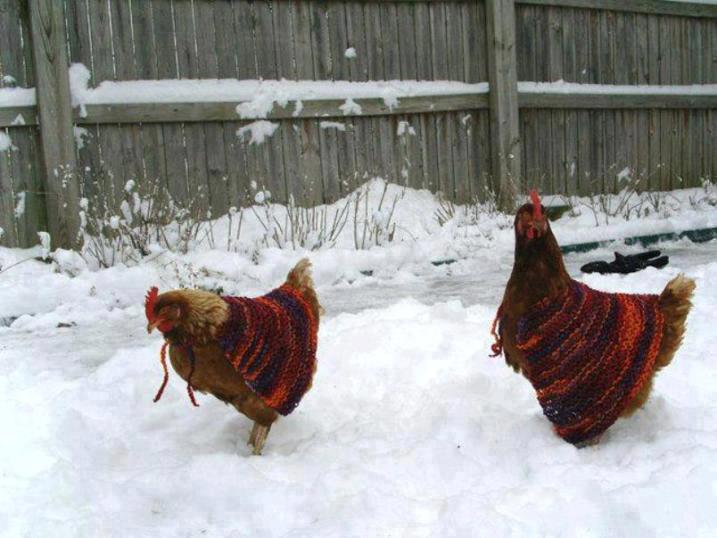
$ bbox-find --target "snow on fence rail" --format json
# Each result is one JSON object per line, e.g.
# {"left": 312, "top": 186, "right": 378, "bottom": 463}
{"left": 0, "top": 0, "right": 716, "bottom": 249}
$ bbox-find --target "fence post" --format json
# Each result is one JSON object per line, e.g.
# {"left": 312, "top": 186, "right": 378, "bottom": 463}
{"left": 28, "top": 0, "right": 81, "bottom": 249}
{"left": 486, "top": 0, "right": 521, "bottom": 211}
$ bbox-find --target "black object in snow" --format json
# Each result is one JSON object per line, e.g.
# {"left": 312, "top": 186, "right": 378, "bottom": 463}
{"left": 580, "top": 250, "right": 670, "bottom": 275}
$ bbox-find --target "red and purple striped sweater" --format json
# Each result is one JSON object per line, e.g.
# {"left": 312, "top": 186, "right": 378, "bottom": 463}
{"left": 496, "top": 280, "right": 664, "bottom": 445}
{"left": 217, "top": 284, "right": 318, "bottom": 416}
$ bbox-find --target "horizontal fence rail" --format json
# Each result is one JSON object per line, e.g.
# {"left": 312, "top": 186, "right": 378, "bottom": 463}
{"left": 518, "top": 0, "right": 717, "bottom": 18}
{"left": 6, "top": 90, "right": 717, "bottom": 127}
{"left": 1, "top": 0, "right": 716, "bottom": 248}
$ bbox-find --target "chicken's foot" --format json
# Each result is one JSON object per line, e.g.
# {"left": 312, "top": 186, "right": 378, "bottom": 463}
{"left": 248, "top": 422, "right": 271, "bottom": 455}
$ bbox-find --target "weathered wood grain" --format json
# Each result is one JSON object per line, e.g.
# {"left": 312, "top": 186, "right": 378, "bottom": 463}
{"left": 344, "top": 2, "right": 369, "bottom": 81}
{"left": 413, "top": 1, "right": 433, "bottom": 82}
{"left": 517, "top": 0, "right": 717, "bottom": 19}
{"left": 4, "top": 0, "right": 717, "bottom": 250}
{"left": 0, "top": 130, "right": 19, "bottom": 247}
{"left": 175, "top": 0, "right": 211, "bottom": 213}
{"left": 460, "top": 3, "right": 473, "bottom": 82}
{"left": 647, "top": 108, "right": 660, "bottom": 190}
{"left": 519, "top": 94, "right": 717, "bottom": 109}
{"left": 576, "top": 109, "right": 592, "bottom": 194}
{"left": 111, "top": 0, "right": 144, "bottom": 187}
{"left": 29, "top": 0, "right": 81, "bottom": 249}
{"left": 380, "top": 2, "right": 401, "bottom": 79}
{"left": 292, "top": 1, "right": 324, "bottom": 205}
{"left": 0, "top": 0, "right": 30, "bottom": 88}
{"left": 135, "top": 0, "right": 167, "bottom": 188}
{"left": 486, "top": 0, "right": 521, "bottom": 206}
{"left": 516, "top": 5, "right": 536, "bottom": 81}
{"left": 88, "top": 0, "right": 128, "bottom": 207}
{"left": 445, "top": 2, "right": 463, "bottom": 81}
{"left": 397, "top": 3, "right": 418, "bottom": 80}
{"left": 11, "top": 127, "right": 46, "bottom": 245}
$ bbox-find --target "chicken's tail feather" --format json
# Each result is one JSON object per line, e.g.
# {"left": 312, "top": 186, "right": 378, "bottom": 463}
{"left": 656, "top": 274, "right": 695, "bottom": 371}
{"left": 286, "top": 258, "right": 323, "bottom": 320}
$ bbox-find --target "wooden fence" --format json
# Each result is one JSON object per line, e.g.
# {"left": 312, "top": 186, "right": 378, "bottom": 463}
{"left": 0, "top": 0, "right": 716, "bottom": 248}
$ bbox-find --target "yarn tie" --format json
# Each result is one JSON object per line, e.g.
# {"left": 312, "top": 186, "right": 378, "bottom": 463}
{"left": 152, "top": 340, "right": 199, "bottom": 407}
{"left": 185, "top": 346, "right": 199, "bottom": 407}
{"left": 153, "top": 341, "right": 170, "bottom": 402}
{"left": 490, "top": 304, "right": 503, "bottom": 357}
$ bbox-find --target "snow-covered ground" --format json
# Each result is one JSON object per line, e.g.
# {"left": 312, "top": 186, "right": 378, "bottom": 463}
{"left": 1, "top": 185, "right": 716, "bottom": 537}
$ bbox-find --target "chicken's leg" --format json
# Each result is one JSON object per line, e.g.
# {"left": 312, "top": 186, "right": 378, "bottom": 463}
{"left": 248, "top": 422, "right": 271, "bottom": 455}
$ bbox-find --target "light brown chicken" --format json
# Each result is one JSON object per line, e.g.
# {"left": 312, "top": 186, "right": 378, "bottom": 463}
{"left": 146, "top": 259, "right": 321, "bottom": 454}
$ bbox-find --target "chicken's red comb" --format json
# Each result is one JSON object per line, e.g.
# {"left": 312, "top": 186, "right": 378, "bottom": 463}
{"left": 145, "top": 286, "right": 159, "bottom": 322}
{"left": 530, "top": 189, "right": 543, "bottom": 219}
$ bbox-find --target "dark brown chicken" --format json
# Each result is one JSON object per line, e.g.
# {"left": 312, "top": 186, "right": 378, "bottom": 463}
{"left": 146, "top": 259, "right": 321, "bottom": 454}
{"left": 492, "top": 191, "right": 695, "bottom": 445}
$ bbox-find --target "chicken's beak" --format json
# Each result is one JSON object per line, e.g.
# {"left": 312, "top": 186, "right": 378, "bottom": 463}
{"left": 147, "top": 320, "right": 159, "bottom": 334}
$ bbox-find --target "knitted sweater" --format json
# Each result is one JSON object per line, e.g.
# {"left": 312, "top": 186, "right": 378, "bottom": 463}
{"left": 217, "top": 284, "right": 318, "bottom": 416}
{"left": 508, "top": 280, "right": 664, "bottom": 445}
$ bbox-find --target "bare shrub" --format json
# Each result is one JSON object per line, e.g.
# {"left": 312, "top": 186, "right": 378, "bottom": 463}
{"left": 433, "top": 192, "right": 456, "bottom": 227}
{"left": 250, "top": 191, "right": 351, "bottom": 251}
{"left": 434, "top": 187, "right": 510, "bottom": 234}
{"left": 561, "top": 169, "right": 646, "bottom": 226}
{"left": 688, "top": 178, "right": 717, "bottom": 210}
{"left": 81, "top": 178, "right": 207, "bottom": 268}
{"left": 352, "top": 180, "right": 404, "bottom": 250}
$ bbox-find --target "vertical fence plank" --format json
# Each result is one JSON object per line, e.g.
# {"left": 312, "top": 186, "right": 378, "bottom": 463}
{"left": 273, "top": 0, "right": 296, "bottom": 80}
{"left": 134, "top": 0, "right": 168, "bottom": 190}
{"left": 445, "top": 3, "right": 463, "bottom": 81}
{"left": 194, "top": 0, "right": 230, "bottom": 217}
{"left": 327, "top": 2, "right": 357, "bottom": 196}
{"left": 174, "top": 0, "right": 210, "bottom": 212}
{"left": 89, "top": 0, "right": 129, "bottom": 207}
{"left": 380, "top": 2, "right": 400, "bottom": 79}
{"left": 486, "top": 0, "right": 521, "bottom": 206}
{"left": 309, "top": 2, "right": 340, "bottom": 201}
{"left": 396, "top": 4, "right": 419, "bottom": 188}
{"left": 153, "top": 0, "right": 189, "bottom": 202}
{"left": 1, "top": 2, "right": 43, "bottom": 246}
{"left": 29, "top": 0, "right": 81, "bottom": 249}
{"left": 275, "top": 4, "right": 305, "bottom": 204}
{"left": 0, "top": 136, "right": 18, "bottom": 247}
{"left": 414, "top": 1, "right": 432, "bottom": 82}
{"left": 345, "top": 2, "right": 369, "bottom": 82}
{"left": 648, "top": 109, "right": 661, "bottom": 190}
{"left": 414, "top": 4, "right": 434, "bottom": 190}
{"left": 110, "top": 0, "right": 145, "bottom": 188}
{"left": 362, "top": 2, "right": 385, "bottom": 186}
{"left": 708, "top": 109, "right": 716, "bottom": 180}
{"left": 397, "top": 3, "right": 418, "bottom": 81}
{"left": 670, "top": 16, "right": 683, "bottom": 188}
{"left": 462, "top": 2, "right": 481, "bottom": 83}
{"left": 452, "top": 111, "right": 471, "bottom": 202}
{"left": 429, "top": 3, "right": 452, "bottom": 195}
{"left": 562, "top": 8, "right": 578, "bottom": 194}
{"left": 292, "top": 1, "right": 324, "bottom": 205}
{"left": 521, "top": 111, "right": 536, "bottom": 191}
{"left": 577, "top": 109, "right": 593, "bottom": 195}
{"left": 11, "top": 128, "right": 46, "bottom": 246}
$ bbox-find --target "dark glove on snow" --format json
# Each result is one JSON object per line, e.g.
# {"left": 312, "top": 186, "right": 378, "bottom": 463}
{"left": 580, "top": 250, "right": 669, "bottom": 275}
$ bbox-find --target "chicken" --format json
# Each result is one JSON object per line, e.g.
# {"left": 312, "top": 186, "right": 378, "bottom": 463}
{"left": 491, "top": 191, "right": 695, "bottom": 446}
{"left": 145, "top": 259, "right": 321, "bottom": 455}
